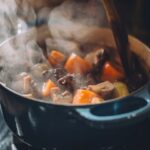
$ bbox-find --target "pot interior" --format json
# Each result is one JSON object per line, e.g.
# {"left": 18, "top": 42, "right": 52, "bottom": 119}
{"left": 0, "top": 26, "right": 149, "bottom": 103}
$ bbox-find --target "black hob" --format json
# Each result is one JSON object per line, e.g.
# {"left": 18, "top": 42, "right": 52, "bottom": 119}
{"left": 1, "top": 106, "right": 150, "bottom": 150}
{"left": 2, "top": 135, "right": 150, "bottom": 150}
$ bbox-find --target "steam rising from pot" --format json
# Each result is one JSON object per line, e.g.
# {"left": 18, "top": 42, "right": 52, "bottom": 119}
{"left": 0, "top": 0, "right": 110, "bottom": 97}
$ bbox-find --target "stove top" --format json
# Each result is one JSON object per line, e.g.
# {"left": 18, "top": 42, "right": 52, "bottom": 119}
{"left": 1, "top": 105, "right": 150, "bottom": 150}
{"left": 0, "top": 107, "right": 12, "bottom": 150}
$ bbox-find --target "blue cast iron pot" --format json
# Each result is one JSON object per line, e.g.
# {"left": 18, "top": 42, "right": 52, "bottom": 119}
{"left": 0, "top": 26, "right": 150, "bottom": 149}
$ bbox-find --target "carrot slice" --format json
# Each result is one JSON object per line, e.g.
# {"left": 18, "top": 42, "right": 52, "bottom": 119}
{"left": 48, "top": 50, "right": 65, "bottom": 66}
{"left": 100, "top": 61, "right": 125, "bottom": 82}
{"left": 73, "top": 89, "right": 103, "bottom": 105}
{"left": 65, "top": 53, "right": 92, "bottom": 74}
{"left": 42, "top": 79, "right": 57, "bottom": 97}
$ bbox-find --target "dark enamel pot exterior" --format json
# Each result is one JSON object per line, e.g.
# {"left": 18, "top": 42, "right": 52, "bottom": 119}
{"left": 0, "top": 27, "right": 150, "bottom": 149}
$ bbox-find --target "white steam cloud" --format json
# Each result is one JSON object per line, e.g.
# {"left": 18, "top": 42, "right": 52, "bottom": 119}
{"left": 0, "top": 0, "right": 110, "bottom": 98}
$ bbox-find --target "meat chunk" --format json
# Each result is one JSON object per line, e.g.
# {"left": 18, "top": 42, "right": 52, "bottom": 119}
{"left": 42, "top": 68, "right": 67, "bottom": 81}
{"left": 50, "top": 88, "right": 73, "bottom": 104}
{"left": 23, "top": 75, "right": 41, "bottom": 98}
{"left": 42, "top": 69, "right": 76, "bottom": 92}
{"left": 23, "top": 75, "right": 32, "bottom": 94}
{"left": 42, "top": 68, "right": 88, "bottom": 91}
{"left": 85, "top": 48, "right": 104, "bottom": 65}
{"left": 85, "top": 48, "right": 109, "bottom": 82}
{"left": 88, "top": 81, "right": 115, "bottom": 100}
{"left": 58, "top": 74, "right": 74, "bottom": 92}
{"left": 58, "top": 73, "right": 95, "bottom": 92}
{"left": 31, "top": 63, "right": 49, "bottom": 79}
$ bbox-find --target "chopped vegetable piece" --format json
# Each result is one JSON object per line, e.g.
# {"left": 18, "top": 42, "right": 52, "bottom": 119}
{"left": 65, "top": 53, "right": 92, "bottom": 74}
{"left": 48, "top": 50, "right": 65, "bottom": 66}
{"left": 100, "top": 61, "right": 125, "bottom": 82}
{"left": 113, "top": 82, "right": 129, "bottom": 98}
{"left": 42, "top": 79, "right": 57, "bottom": 97}
{"left": 73, "top": 89, "right": 103, "bottom": 105}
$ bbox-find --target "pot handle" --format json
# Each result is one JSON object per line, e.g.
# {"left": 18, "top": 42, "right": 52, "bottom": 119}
{"left": 75, "top": 84, "right": 150, "bottom": 128}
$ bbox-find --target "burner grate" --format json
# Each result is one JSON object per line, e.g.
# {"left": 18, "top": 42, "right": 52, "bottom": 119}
{"left": 1, "top": 107, "right": 150, "bottom": 150}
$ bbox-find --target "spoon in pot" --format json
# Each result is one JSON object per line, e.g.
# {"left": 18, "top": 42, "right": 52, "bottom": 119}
{"left": 102, "top": 0, "right": 148, "bottom": 90}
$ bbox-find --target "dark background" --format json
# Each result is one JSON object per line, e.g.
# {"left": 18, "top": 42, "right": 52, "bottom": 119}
{"left": 114, "top": 0, "right": 150, "bottom": 46}
{"left": 0, "top": 0, "right": 150, "bottom": 150}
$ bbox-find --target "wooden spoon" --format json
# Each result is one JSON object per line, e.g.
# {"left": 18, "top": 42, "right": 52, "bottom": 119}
{"left": 102, "top": 0, "right": 148, "bottom": 90}
{"left": 102, "top": 0, "right": 132, "bottom": 77}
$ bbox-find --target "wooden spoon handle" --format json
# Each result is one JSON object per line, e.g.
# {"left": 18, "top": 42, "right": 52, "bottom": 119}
{"left": 102, "top": 0, "right": 133, "bottom": 77}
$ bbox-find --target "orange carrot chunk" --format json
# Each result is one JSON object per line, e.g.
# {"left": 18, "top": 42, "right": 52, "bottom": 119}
{"left": 48, "top": 50, "right": 65, "bottom": 66}
{"left": 100, "top": 61, "right": 125, "bottom": 82}
{"left": 73, "top": 89, "right": 103, "bottom": 105}
{"left": 42, "top": 79, "right": 57, "bottom": 97}
{"left": 65, "top": 53, "right": 92, "bottom": 74}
